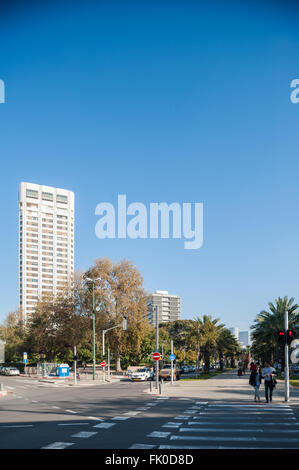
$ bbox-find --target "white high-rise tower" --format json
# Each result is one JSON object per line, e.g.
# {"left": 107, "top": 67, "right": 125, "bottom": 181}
{"left": 19, "top": 182, "right": 74, "bottom": 324}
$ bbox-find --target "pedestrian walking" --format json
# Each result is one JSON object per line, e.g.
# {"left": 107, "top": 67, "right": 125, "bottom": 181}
{"left": 249, "top": 364, "right": 262, "bottom": 402}
{"left": 262, "top": 361, "right": 277, "bottom": 403}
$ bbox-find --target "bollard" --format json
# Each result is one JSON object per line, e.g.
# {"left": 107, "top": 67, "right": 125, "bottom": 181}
{"left": 159, "top": 381, "right": 162, "bottom": 395}
{"left": 0, "top": 384, "right": 3, "bottom": 391}
{"left": 150, "top": 381, "right": 153, "bottom": 392}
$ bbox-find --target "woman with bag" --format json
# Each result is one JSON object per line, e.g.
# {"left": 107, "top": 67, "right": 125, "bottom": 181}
{"left": 249, "top": 364, "right": 262, "bottom": 402}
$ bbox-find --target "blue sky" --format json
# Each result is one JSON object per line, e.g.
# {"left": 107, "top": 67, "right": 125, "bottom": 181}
{"left": 1, "top": 1, "right": 299, "bottom": 333}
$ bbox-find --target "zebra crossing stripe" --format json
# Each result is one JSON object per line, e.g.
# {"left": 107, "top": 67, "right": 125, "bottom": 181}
{"left": 170, "top": 435, "right": 299, "bottom": 442}
{"left": 41, "top": 442, "right": 74, "bottom": 449}
{"left": 71, "top": 432, "right": 98, "bottom": 438}
{"left": 130, "top": 444, "right": 156, "bottom": 449}
{"left": 147, "top": 431, "right": 171, "bottom": 438}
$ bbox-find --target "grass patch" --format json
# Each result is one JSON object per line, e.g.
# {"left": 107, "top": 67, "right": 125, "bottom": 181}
{"left": 290, "top": 378, "right": 299, "bottom": 388}
{"left": 181, "top": 368, "right": 233, "bottom": 380}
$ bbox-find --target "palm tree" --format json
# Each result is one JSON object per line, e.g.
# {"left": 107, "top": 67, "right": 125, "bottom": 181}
{"left": 250, "top": 296, "right": 299, "bottom": 367}
{"left": 194, "top": 315, "right": 225, "bottom": 374}
{"left": 217, "top": 328, "right": 241, "bottom": 370}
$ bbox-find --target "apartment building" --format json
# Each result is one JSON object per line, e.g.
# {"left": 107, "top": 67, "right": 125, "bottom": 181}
{"left": 148, "top": 290, "right": 181, "bottom": 326}
{"left": 19, "top": 182, "right": 74, "bottom": 324}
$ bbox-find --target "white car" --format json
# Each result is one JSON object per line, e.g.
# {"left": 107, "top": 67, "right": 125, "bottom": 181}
{"left": 4, "top": 367, "right": 20, "bottom": 376}
{"left": 131, "top": 368, "right": 153, "bottom": 381}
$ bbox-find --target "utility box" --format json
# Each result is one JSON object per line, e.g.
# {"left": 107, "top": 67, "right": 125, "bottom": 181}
{"left": 56, "top": 364, "right": 70, "bottom": 377}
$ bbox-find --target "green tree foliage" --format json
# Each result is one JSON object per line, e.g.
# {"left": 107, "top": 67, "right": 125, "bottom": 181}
{"left": 250, "top": 296, "right": 299, "bottom": 366}
{"left": 83, "top": 258, "right": 151, "bottom": 371}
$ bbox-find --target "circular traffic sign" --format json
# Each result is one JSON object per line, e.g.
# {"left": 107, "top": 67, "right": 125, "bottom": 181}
{"left": 153, "top": 352, "right": 161, "bottom": 361}
{"left": 101, "top": 361, "right": 106, "bottom": 367}
{"left": 169, "top": 354, "right": 175, "bottom": 361}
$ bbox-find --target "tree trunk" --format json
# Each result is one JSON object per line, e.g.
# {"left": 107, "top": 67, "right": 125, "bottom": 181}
{"left": 115, "top": 342, "right": 122, "bottom": 372}
{"left": 204, "top": 349, "right": 210, "bottom": 374}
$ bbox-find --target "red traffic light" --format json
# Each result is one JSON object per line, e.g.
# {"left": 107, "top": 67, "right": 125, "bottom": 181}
{"left": 286, "top": 329, "right": 295, "bottom": 344}
{"left": 278, "top": 330, "right": 286, "bottom": 343}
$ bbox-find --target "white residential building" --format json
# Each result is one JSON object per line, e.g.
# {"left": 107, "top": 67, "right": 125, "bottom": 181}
{"left": 148, "top": 290, "right": 181, "bottom": 326}
{"left": 19, "top": 182, "right": 74, "bottom": 324}
{"left": 228, "top": 327, "right": 239, "bottom": 342}
{"left": 239, "top": 330, "right": 249, "bottom": 347}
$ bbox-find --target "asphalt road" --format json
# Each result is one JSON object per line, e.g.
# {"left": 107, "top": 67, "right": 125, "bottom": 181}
{"left": 1, "top": 374, "right": 299, "bottom": 449}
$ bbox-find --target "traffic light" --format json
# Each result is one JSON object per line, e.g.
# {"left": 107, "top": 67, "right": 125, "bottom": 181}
{"left": 278, "top": 329, "right": 286, "bottom": 343}
{"left": 286, "top": 329, "right": 295, "bottom": 345}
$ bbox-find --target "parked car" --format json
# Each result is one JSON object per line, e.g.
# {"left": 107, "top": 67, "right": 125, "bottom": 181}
{"left": 159, "top": 364, "right": 181, "bottom": 381}
{"left": 0, "top": 367, "right": 9, "bottom": 375}
{"left": 180, "top": 365, "right": 189, "bottom": 374}
{"left": 4, "top": 367, "right": 20, "bottom": 376}
{"left": 131, "top": 368, "right": 153, "bottom": 381}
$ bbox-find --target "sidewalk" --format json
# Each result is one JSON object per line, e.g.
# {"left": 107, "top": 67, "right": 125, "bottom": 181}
{"left": 150, "top": 369, "right": 299, "bottom": 403}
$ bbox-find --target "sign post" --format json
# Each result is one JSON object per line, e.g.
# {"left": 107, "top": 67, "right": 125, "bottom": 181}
{"left": 101, "top": 360, "right": 106, "bottom": 382}
{"left": 156, "top": 306, "right": 159, "bottom": 391}
{"left": 285, "top": 309, "right": 289, "bottom": 402}
{"left": 23, "top": 352, "right": 28, "bottom": 375}
{"left": 170, "top": 341, "right": 175, "bottom": 385}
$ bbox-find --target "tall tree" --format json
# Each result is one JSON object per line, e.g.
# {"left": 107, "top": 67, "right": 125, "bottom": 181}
{"left": 83, "top": 258, "right": 150, "bottom": 371}
{"left": 250, "top": 296, "right": 299, "bottom": 366}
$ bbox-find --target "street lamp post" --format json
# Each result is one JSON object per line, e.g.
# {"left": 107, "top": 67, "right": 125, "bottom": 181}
{"left": 85, "top": 277, "right": 102, "bottom": 380}
{"left": 285, "top": 308, "right": 290, "bottom": 402}
{"left": 102, "top": 317, "right": 128, "bottom": 382}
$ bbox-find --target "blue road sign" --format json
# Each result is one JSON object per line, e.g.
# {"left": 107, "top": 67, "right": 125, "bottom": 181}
{"left": 169, "top": 354, "right": 175, "bottom": 361}
{"left": 23, "top": 359, "right": 28, "bottom": 364}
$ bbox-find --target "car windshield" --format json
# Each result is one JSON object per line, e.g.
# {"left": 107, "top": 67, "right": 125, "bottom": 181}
{"left": 163, "top": 365, "right": 171, "bottom": 369}
{"left": 137, "top": 369, "right": 147, "bottom": 372}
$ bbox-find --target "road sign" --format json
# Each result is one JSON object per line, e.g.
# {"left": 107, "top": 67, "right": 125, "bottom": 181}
{"left": 101, "top": 361, "right": 106, "bottom": 367}
{"left": 23, "top": 352, "right": 27, "bottom": 363}
{"left": 169, "top": 354, "right": 175, "bottom": 361}
{"left": 153, "top": 352, "right": 161, "bottom": 361}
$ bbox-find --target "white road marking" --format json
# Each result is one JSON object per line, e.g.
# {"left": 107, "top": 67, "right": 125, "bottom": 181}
{"left": 41, "top": 442, "right": 74, "bottom": 449}
{"left": 136, "top": 407, "right": 150, "bottom": 411}
{"left": 192, "top": 416, "right": 297, "bottom": 421}
{"left": 1, "top": 425, "right": 34, "bottom": 428}
{"left": 65, "top": 410, "right": 77, "bottom": 414}
{"left": 195, "top": 402, "right": 208, "bottom": 405}
{"left": 187, "top": 421, "right": 299, "bottom": 426}
{"left": 71, "top": 431, "right": 98, "bottom": 438}
{"left": 58, "top": 423, "right": 89, "bottom": 426}
{"left": 174, "top": 416, "right": 189, "bottom": 420}
{"left": 86, "top": 417, "right": 103, "bottom": 421}
{"left": 170, "top": 435, "right": 299, "bottom": 442}
{"left": 159, "top": 445, "right": 293, "bottom": 449}
{"left": 162, "top": 422, "right": 182, "bottom": 428}
{"left": 112, "top": 416, "right": 130, "bottom": 420}
{"left": 93, "top": 422, "right": 116, "bottom": 429}
{"left": 130, "top": 444, "right": 156, "bottom": 449}
{"left": 123, "top": 411, "right": 141, "bottom": 416}
{"left": 147, "top": 431, "right": 171, "bottom": 438}
{"left": 180, "top": 427, "right": 264, "bottom": 433}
